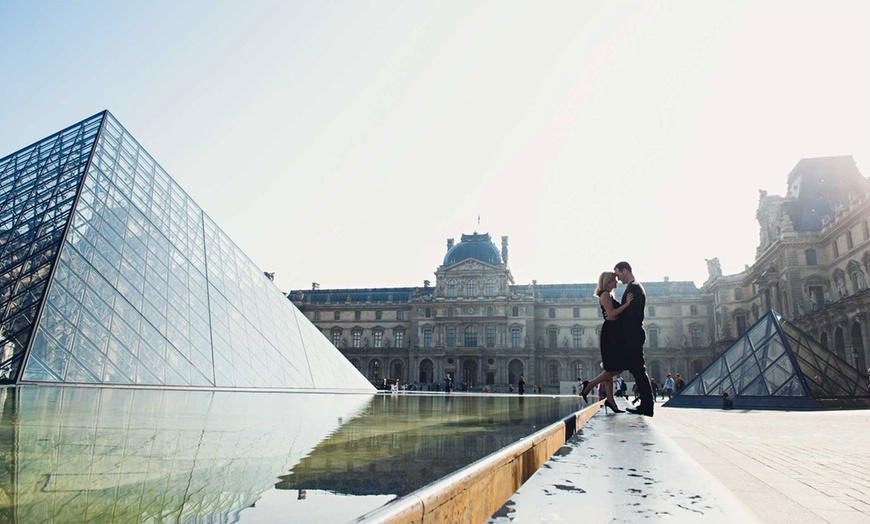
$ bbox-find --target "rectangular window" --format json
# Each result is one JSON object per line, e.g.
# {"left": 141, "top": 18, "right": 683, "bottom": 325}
{"left": 511, "top": 328, "right": 521, "bottom": 348}
{"left": 833, "top": 240, "right": 840, "bottom": 258}
{"left": 573, "top": 308, "right": 580, "bottom": 318}
{"left": 334, "top": 311, "right": 340, "bottom": 320}
{"left": 446, "top": 327, "right": 456, "bottom": 348}
{"left": 573, "top": 331, "right": 582, "bottom": 348}
{"left": 690, "top": 327, "right": 702, "bottom": 347}
{"left": 548, "top": 330, "right": 558, "bottom": 349}
{"left": 423, "top": 329, "right": 432, "bottom": 348}
{"left": 332, "top": 331, "right": 341, "bottom": 347}
{"left": 352, "top": 331, "right": 361, "bottom": 348}
{"left": 486, "top": 327, "right": 495, "bottom": 347}
{"left": 847, "top": 230, "right": 854, "bottom": 249}
{"left": 735, "top": 288, "right": 743, "bottom": 300}
{"left": 809, "top": 286, "right": 824, "bottom": 310}
{"left": 374, "top": 331, "right": 382, "bottom": 348}
{"left": 805, "top": 249, "right": 817, "bottom": 265}
{"left": 397, "top": 310, "right": 404, "bottom": 320}
{"left": 649, "top": 330, "right": 659, "bottom": 348}
{"left": 464, "top": 330, "right": 478, "bottom": 347}
{"left": 375, "top": 310, "right": 382, "bottom": 320}
{"left": 354, "top": 311, "right": 361, "bottom": 321}
{"left": 395, "top": 331, "right": 404, "bottom": 348}
{"left": 648, "top": 306, "right": 656, "bottom": 317}
{"left": 736, "top": 315, "right": 747, "bottom": 336}
{"left": 313, "top": 311, "right": 320, "bottom": 321}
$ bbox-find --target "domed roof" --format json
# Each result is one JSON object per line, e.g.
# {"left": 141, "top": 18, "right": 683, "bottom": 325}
{"left": 443, "top": 233, "right": 502, "bottom": 266}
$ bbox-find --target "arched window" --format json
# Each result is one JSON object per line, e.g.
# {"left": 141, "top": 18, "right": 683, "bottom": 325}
{"left": 447, "top": 279, "right": 456, "bottom": 297}
{"left": 464, "top": 326, "right": 478, "bottom": 347}
{"left": 368, "top": 359, "right": 381, "bottom": 381}
{"left": 547, "top": 360, "right": 560, "bottom": 383}
{"left": 390, "top": 359, "right": 404, "bottom": 382}
{"left": 419, "top": 359, "right": 434, "bottom": 384}
{"left": 466, "top": 279, "right": 476, "bottom": 297}
{"left": 485, "top": 279, "right": 496, "bottom": 297}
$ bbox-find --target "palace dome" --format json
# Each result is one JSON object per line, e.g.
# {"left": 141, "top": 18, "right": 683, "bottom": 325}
{"left": 443, "top": 233, "right": 502, "bottom": 266}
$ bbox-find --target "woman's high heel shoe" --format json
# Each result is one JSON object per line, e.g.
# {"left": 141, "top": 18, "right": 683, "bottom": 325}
{"left": 604, "top": 399, "right": 624, "bottom": 413}
{"left": 579, "top": 381, "right": 590, "bottom": 402}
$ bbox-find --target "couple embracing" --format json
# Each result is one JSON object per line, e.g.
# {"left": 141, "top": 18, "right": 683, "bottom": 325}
{"left": 579, "top": 261, "right": 654, "bottom": 417}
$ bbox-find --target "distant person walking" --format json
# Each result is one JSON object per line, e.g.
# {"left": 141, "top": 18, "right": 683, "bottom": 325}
{"left": 675, "top": 373, "right": 685, "bottom": 393}
{"left": 579, "top": 271, "right": 634, "bottom": 413}
{"left": 663, "top": 373, "right": 675, "bottom": 399}
{"left": 443, "top": 373, "right": 452, "bottom": 393}
{"left": 518, "top": 374, "right": 525, "bottom": 395}
{"left": 613, "top": 261, "right": 655, "bottom": 417}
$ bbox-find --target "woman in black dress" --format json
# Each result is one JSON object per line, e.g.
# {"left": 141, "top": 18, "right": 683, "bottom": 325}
{"left": 579, "top": 271, "right": 633, "bottom": 412}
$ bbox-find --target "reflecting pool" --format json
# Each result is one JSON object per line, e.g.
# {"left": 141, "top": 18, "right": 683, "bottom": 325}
{"left": 0, "top": 387, "right": 582, "bottom": 522}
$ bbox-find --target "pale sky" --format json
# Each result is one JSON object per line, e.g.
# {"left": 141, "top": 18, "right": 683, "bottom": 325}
{"left": 2, "top": 1, "right": 869, "bottom": 292}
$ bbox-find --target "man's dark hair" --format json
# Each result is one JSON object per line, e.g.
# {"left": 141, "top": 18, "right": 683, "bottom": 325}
{"left": 614, "top": 261, "right": 632, "bottom": 272}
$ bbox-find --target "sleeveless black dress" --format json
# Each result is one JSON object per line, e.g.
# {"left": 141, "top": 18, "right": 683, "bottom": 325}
{"left": 599, "top": 294, "right": 628, "bottom": 372}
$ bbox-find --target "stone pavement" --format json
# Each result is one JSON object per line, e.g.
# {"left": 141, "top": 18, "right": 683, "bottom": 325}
{"left": 488, "top": 403, "right": 870, "bottom": 523}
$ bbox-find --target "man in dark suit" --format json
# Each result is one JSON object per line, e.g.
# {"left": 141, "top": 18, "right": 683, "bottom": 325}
{"left": 614, "top": 261, "right": 654, "bottom": 416}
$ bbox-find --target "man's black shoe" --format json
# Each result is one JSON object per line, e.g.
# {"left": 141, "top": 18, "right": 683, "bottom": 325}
{"left": 626, "top": 406, "right": 653, "bottom": 417}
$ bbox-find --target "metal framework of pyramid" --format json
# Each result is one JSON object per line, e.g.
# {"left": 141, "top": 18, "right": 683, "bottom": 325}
{"left": 666, "top": 310, "right": 870, "bottom": 410}
{"left": 0, "top": 111, "right": 374, "bottom": 391}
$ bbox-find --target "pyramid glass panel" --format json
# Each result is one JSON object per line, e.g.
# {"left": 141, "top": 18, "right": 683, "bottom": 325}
{"left": 0, "top": 113, "right": 102, "bottom": 381}
{"left": 667, "top": 310, "right": 870, "bottom": 410}
{"left": 0, "top": 111, "right": 373, "bottom": 392}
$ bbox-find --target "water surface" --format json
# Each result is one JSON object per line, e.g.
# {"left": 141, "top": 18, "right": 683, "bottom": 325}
{"left": 0, "top": 387, "right": 581, "bottom": 522}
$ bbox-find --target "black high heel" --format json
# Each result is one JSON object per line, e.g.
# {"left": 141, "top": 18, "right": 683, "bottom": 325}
{"left": 579, "top": 381, "right": 590, "bottom": 402}
{"left": 604, "top": 399, "right": 624, "bottom": 413}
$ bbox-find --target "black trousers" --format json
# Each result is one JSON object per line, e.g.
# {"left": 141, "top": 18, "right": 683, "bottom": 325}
{"left": 625, "top": 337, "right": 653, "bottom": 407}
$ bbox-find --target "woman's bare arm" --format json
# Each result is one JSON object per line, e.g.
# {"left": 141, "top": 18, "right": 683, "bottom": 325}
{"left": 600, "top": 292, "right": 633, "bottom": 320}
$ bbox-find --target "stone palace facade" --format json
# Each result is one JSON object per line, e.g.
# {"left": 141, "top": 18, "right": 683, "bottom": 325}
{"left": 288, "top": 156, "right": 870, "bottom": 391}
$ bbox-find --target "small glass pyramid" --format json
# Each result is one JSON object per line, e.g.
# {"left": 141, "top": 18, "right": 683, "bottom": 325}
{"left": 0, "top": 111, "right": 373, "bottom": 392}
{"left": 667, "top": 310, "right": 870, "bottom": 410}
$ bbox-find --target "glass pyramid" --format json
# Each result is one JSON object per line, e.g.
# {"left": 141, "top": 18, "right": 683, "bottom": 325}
{"left": 0, "top": 111, "right": 373, "bottom": 392}
{"left": 667, "top": 310, "right": 870, "bottom": 410}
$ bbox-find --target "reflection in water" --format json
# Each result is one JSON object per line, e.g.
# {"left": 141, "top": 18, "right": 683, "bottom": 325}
{"left": 0, "top": 388, "right": 580, "bottom": 522}
{"left": 0, "top": 387, "right": 372, "bottom": 522}
{"left": 278, "top": 393, "right": 581, "bottom": 497}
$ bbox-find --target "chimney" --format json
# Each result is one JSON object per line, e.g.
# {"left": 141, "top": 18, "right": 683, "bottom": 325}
{"left": 663, "top": 276, "right": 669, "bottom": 283}
{"left": 423, "top": 280, "right": 431, "bottom": 288}
{"left": 447, "top": 238, "right": 454, "bottom": 251}
{"left": 501, "top": 236, "right": 509, "bottom": 263}
{"left": 312, "top": 282, "right": 320, "bottom": 290}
